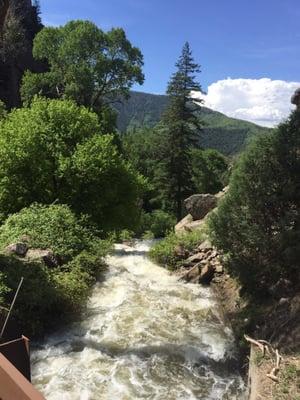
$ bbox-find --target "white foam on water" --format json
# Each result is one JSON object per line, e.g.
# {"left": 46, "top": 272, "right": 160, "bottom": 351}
{"left": 32, "top": 240, "right": 245, "bottom": 399}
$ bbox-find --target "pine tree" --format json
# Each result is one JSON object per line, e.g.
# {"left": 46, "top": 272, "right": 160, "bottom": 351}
{"left": 158, "top": 42, "right": 203, "bottom": 220}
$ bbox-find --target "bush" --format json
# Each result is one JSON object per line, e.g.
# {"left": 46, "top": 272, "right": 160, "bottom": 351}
{"left": 0, "top": 203, "right": 106, "bottom": 261}
{"left": 118, "top": 229, "right": 134, "bottom": 242}
{"left": 0, "top": 97, "right": 146, "bottom": 231}
{"left": 209, "top": 110, "right": 300, "bottom": 297}
{"left": 149, "top": 227, "right": 208, "bottom": 270}
{"left": 139, "top": 210, "right": 176, "bottom": 238}
{"left": 0, "top": 204, "right": 111, "bottom": 337}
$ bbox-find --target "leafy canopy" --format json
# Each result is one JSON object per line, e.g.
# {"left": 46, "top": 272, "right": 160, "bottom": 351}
{"left": 210, "top": 110, "right": 300, "bottom": 296}
{"left": 0, "top": 97, "right": 145, "bottom": 231}
{"left": 21, "top": 20, "right": 144, "bottom": 113}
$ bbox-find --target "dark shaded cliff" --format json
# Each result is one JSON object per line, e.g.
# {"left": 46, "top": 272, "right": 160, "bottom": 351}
{"left": 0, "top": 0, "right": 44, "bottom": 108}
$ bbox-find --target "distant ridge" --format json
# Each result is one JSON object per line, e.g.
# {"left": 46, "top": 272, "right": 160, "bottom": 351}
{"left": 114, "top": 91, "right": 271, "bottom": 156}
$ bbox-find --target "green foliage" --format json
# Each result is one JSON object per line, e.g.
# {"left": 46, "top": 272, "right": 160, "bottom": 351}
{"left": 142, "top": 230, "right": 155, "bottom": 240}
{"left": 209, "top": 110, "right": 300, "bottom": 296}
{"left": 122, "top": 126, "right": 164, "bottom": 210}
{"left": 118, "top": 229, "right": 134, "bottom": 242}
{"left": 191, "top": 148, "right": 229, "bottom": 194}
{"left": 139, "top": 210, "right": 176, "bottom": 238}
{"left": 0, "top": 204, "right": 106, "bottom": 261}
{"left": 150, "top": 227, "right": 208, "bottom": 270}
{"left": 0, "top": 204, "right": 111, "bottom": 336}
{"left": 0, "top": 97, "right": 145, "bottom": 231}
{"left": 0, "top": 101, "right": 7, "bottom": 119}
{"left": 68, "top": 133, "right": 146, "bottom": 231}
{"left": 156, "top": 42, "right": 203, "bottom": 219}
{"left": 21, "top": 20, "right": 144, "bottom": 114}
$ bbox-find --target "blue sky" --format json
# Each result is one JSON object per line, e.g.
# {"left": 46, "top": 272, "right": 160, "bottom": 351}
{"left": 39, "top": 0, "right": 300, "bottom": 94}
{"left": 39, "top": 0, "right": 300, "bottom": 126}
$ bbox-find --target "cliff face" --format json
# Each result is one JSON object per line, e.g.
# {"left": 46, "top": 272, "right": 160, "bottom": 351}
{"left": 0, "top": 0, "right": 45, "bottom": 108}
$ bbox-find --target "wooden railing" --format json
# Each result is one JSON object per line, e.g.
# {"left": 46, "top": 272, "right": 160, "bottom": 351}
{"left": 0, "top": 352, "right": 45, "bottom": 400}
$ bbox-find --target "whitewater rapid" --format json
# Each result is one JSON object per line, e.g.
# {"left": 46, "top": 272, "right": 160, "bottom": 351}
{"left": 31, "top": 241, "right": 245, "bottom": 399}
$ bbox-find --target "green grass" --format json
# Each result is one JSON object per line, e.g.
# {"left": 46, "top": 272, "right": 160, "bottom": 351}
{"left": 274, "top": 361, "right": 300, "bottom": 400}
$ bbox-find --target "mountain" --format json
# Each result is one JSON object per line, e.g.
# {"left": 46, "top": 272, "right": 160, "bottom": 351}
{"left": 114, "top": 91, "right": 271, "bottom": 156}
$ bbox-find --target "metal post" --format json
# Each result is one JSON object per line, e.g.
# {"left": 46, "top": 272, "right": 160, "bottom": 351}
{"left": 0, "top": 277, "right": 24, "bottom": 341}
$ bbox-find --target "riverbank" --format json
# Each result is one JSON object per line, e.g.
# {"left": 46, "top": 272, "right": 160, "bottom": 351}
{"left": 151, "top": 230, "right": 300, "bottom": 400}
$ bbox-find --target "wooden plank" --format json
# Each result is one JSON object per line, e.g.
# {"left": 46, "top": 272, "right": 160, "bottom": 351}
{"left": 0, "top": 353, "right": 45, "bottom": 400}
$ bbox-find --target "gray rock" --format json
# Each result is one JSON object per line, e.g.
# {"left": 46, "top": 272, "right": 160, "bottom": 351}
{"left": 278, "top": 297, "right": 289, "bottom": 306}
{"left": 186, "top": 252, "right": 205, "bottom": 264}
{"left": 215, "top": 263, "right": 224, "bottom": 274}
{"left": 179, "top": 263, "right": 201, "bottom": 282}
{"left": 174, "top": 244, "right": 189, "bottom": 259}
{"left": 175, "top": 214, "right": 193, "bottom": 233}
{"left": 198, "top": 239, "right": 213, "bottom": 251}
{"left": 5, "top": 242, "right": 28, "bottom": 257}
{"left": 26, "top": 249, "right": 60, "bottom": 268}
{"left": 184, "top": 194, "right": 218, "bottom": 220}
{"left": 199, "top": 264, "right": 215, "bottom": 284}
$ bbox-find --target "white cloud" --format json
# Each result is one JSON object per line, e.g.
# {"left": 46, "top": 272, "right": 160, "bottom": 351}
{"left": 192, "top": 78, "right": 300, "bottom": 127}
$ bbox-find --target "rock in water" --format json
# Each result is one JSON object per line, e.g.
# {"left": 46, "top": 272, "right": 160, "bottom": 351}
{"left": 199, "top": 264, "right": 215, "bottom": 284}
{"left": 184, "top": 194, "right": 218, "bottom": 220}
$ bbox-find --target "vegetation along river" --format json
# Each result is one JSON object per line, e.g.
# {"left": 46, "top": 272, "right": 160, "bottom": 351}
{"left": 31, "top": 241, "right": 246, "bottom": 399}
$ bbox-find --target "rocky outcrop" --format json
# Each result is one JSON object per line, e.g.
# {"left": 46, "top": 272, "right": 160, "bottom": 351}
{"left": 175, "top": 214, "right": 207, "bottom": 234}
{"left": 4, "top": 241, "right": 60, "bottom": 267}
{"left": 176, "top": 187, "right": 229, "bottom": 235}
{"left": 175, "top": 214, "right": 193, "bottom": 233}
{"left": 178, "top": 240, "right": 223, "bottom": 285}
{"left": 184, "top": 194, "right": 217, "bottom": 221}
{"left": 26, "top": 249, "right": 61, "bottom": 268}
{"left": 5, "top": 242, "right": 28, "bottom": 257}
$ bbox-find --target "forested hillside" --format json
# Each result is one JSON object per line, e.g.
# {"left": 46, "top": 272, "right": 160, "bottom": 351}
{"left": 115, "top": 91, "right": 271, "bottom": 155}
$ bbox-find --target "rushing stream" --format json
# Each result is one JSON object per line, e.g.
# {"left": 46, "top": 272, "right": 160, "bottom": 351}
{"left": 32, "top": 241, "right": 245, "bottom": 399}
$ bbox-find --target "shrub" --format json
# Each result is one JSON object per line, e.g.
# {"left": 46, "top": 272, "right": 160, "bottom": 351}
{"left": 118, "top": 229, "right": 134, "bottom": 242}
{"left": 0, "top": 97, "right": 146, "bottom": 231}
{"left": 209, "top": 110, "right": 300, "bottom": 296}
{"left": 150, "top": 227, "right": 208, "bottom": 270}
{"left": 0, "top": 203, "right": 104, "bottom": 261}
{"left": 0, "top": 204, "right": 111, "bottom": 337}
{"left": 139, "top": 210, "right": 176, "bottom": 238}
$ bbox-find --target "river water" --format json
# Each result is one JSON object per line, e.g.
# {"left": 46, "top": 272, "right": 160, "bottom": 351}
{"left": 31, "top": 241, "right": 246, "bottom": 399}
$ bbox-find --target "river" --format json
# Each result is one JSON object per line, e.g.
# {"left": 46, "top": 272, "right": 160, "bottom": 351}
{"left": 31, "top": 241, "right": 246, "bottom": 399}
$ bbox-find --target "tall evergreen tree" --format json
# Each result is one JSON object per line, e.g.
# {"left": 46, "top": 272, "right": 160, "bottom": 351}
{"left": 158, "top": 42, "right": 203, "bottom": 220}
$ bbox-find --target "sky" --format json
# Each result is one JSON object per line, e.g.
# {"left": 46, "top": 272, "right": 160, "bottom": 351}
{"left": 39, "top": 0, "right": 300, "bottom": 127}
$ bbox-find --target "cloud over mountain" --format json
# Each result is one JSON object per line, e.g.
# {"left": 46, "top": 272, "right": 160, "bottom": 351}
{"left": 193, "top": 78, "right": 300, "bottom": 127}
